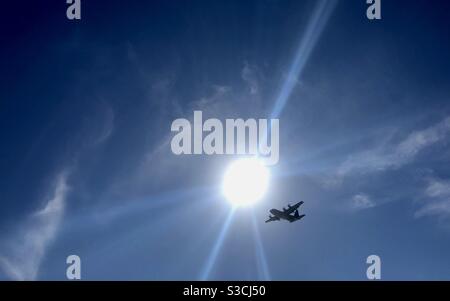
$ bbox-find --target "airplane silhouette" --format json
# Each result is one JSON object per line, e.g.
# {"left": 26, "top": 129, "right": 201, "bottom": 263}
{"left": 265, "top": 201, "right": 305, "bottom": 223}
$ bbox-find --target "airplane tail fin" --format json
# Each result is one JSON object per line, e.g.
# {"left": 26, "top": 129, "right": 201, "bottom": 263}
{"left": 293, "top": 210, "right": 305, "bottom": 220}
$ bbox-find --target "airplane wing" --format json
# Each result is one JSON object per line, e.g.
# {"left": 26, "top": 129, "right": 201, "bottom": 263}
{"left": 265, "top": 215, "right": 280, "bottom": 223}
{"left": 284, "top": 201, "right": 304, "bottom": 215}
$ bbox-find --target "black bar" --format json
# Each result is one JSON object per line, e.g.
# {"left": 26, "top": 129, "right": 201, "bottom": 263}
{"left": 0, "top": 281, "right": 448, "bottom": 299}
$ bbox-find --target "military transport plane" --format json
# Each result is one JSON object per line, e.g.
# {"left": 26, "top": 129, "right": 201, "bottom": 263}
{"left": 265, "top": 201, "right": 305, "bottom": 223}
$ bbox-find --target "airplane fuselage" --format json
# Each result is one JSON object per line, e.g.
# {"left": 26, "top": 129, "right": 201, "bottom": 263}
{"left": 270, "top": 209, "right": 302, "bottom": 222}
{"left": 265, "top": 201, "right": 305, "bottom": 223}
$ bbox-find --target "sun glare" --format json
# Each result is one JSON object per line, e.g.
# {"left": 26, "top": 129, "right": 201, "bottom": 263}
{"left": 222, "top": 158, "right": 270, "bottom": 207}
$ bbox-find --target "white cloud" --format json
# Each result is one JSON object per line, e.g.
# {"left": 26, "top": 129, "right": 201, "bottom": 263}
{"left": 416, "top": 177, "right": 450, "bottom": 219}
{"left": 338, "top": 116, "right": 450, "bottom": 176}
{"left": 194, "top": 85, "right": 231, "bottom": 110}
{"left": 425, "top": 178, "right": 450, "bottom": 198}
{"left": 351, "top": 194, "right": 375, "bottom": 210}
{"left": 396, "top": 117, "right": 450, "bottom": 157}
{"left": 241, "top": 62, "right": 259, "bottom": 95}
{"left": 328, "top": 117, "right": 450, "bottom": 219}
{"left": 0, "top": 172, "right": 69, "bottom": 280}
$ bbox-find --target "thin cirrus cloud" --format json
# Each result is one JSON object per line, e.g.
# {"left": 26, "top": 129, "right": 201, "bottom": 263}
{"left": 0, "top": 172, "right": 69, "bottom": 280}
{"left": 338, "top": 116, "right": 450, "bottom": 176}
{"left": 351, "top": 194, "right": 375, "bottom": 210}
{"left": 241, "top": 62, "right": 259, "bottom": 96}
{"left": 321, "top": 116, "right": 450, "bottom": 219}
{"left": 415, "top": 177, "right": 450, "bottom": 219}
{"left": 0, "top": 101, "right": 116, "bottom": 280}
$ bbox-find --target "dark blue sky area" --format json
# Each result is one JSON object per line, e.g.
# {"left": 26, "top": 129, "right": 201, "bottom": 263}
{"left": 1, "top": 0, "right": 450, "bottom": 280}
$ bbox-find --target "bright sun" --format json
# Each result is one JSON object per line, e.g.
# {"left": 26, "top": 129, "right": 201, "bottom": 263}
{"left": 222, "top": 158, "right": 270, "bottom": 207}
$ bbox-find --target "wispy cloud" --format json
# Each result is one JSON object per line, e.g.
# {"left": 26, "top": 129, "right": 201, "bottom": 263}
{"left": 338, "top": 117, "right": 450, "bottom": 176}
{"left": 0, "top": 172, "right": 69, "bottom": 280}
{"left": 194, "top": 85, "right": 231, "bottom": 110}
{"left": 92, "top": 102, "right": 115, "bottom": 145}
{"left": 241, "top": 62, "right": 259, "bottom": 95}
{"left": 351, "top": 193, "right": 375, "bottom": 210}
{"left": 396, "top": 117, "right": 450, "bottom": 158}
{"left": 320, "top": 117, "right": 450, "bottom": 217}
{"left": 416, "top": 177, "right": 450, "bottom": 219}
{"left": 80, "top": 100, "right": 115, "bottom": 148}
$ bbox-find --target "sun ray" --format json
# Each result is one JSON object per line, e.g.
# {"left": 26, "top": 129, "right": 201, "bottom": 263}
{"left": 270, "top": 0, "right": 338, "bottom": 119}
{"left": 200, "top": 207, "right": 236, "bottom": 280}
{"left": 251, "top": 212, "right": 271, "bottom": 280}
{"left": 62, "top": 186, "right": 216, "bottom": 231}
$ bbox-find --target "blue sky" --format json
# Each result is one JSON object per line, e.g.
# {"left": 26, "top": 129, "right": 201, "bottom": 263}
{"left": 1, "top": 0, "right": 450, "bottom": 280}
